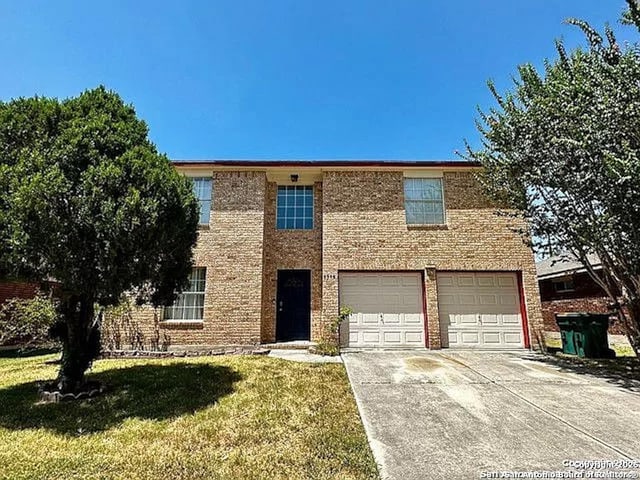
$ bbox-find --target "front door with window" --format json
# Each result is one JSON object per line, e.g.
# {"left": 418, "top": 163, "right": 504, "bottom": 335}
{"left": 276, "top": 270, "right": 311, "bottom": 341}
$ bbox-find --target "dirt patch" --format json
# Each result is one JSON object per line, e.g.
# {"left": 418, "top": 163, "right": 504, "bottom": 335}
{"left": 404, "top": 356, "right": 443, "bottom": 372}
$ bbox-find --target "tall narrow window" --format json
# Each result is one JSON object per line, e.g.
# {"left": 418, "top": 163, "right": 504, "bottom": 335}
{"left": 163, "top": 268, "right": 206, "bottom": 321}
{"left": 276, "top": 186, "right": 313, "bottom": 229}
{"left": 404, "top": 178, "right": 445, "bottom": 225}
{"left": 192, "top": 178, "right": 212, "bottom": 224}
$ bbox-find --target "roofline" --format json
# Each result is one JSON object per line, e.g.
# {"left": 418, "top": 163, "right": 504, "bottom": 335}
{"left": 537, "top": 264, "right": 603, "bottom": 280}
{"left": 171, "top": 159, "right": 480, "bottom": 168}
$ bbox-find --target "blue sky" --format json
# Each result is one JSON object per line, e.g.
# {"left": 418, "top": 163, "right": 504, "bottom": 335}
{"left": 0, "top": 1, "right": 635, "bottom": 160}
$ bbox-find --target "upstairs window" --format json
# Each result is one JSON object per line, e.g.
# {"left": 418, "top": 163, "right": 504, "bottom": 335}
{"left": 277, "top": 186, "right": 313, "bottom": 229}
{"left": 404, "top": 178, "right": 445, "bottom": 225}
{"left": 164, "top": 267, "right": 206, "bottom": 321}
{"left": 553, "top": 277, "right": 575, "bottom": 293}
{"left": 192, "top": 177, "right": 212, "bottom": 224}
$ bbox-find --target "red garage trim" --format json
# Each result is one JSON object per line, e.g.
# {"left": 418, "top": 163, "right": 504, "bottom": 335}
{"left": 421, "top": 270, "right": 429, "bottom": 348}
{"left": 517, "top": 272, "right": 531, "bottom": 349}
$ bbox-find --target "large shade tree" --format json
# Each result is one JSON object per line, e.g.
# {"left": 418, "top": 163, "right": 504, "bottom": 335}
{"left": 466, "top": 1, "right": 640, "bottom": 354}
{"left": 0, "top": 87, "right": 199, "bottom": 392}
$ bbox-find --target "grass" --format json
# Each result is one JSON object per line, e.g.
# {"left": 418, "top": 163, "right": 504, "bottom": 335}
{"left": 0, "top": 353, "right": 378, "bottom": 480}
{"left": 544, "top": 337, "right": 637, "bottom": 357}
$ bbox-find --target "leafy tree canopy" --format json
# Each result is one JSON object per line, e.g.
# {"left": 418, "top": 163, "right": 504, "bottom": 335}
{"left": 466, "top": 1, "right": 640, "bottom": 352}
{"left": 0, "top": 86, "right": 199, "bottom": 391}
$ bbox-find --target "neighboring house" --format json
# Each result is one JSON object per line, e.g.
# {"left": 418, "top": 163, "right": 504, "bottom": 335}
{"left": 0, "top": 280, "right": 55, "bottom": 306}
{"left": 0, "top": 279, "right": 59, "bottom": 308}
{"left": 0, "top": 281, "right": 42, "bottom": 306}
{"left": 536, "top": 254, "right": 625, "bottom": 335}
{"left": 126, "top": 159, "right": 544, "bottom": 351}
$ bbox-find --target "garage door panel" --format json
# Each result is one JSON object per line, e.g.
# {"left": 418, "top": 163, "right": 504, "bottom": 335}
{"left": 459, "top": 294, "right": 476, "bottom": 305}
{"left": 405, "top": 331, "right": 423, "bottom": 343}
{"left": 498, "top": 275, "right": 517, "bottom": 287}
{"left": 381, "top": 276, "right": 400, "bottom": 286}
{"left": 362, "top": 331, "right": 381, "bottom": 344}
{"left": 501, "top": 313, "right": 521, "bottom": 325}
{"left": 437, "top": 272, "right": 524, "bottom": 350}
{"left": 402, "top": 296, "right": 419, "bottom": 307}
{"left": 457, "top": 275, "right": 475, "bottom": 286}
{"left": 383, "top": 313, "right": 400, "bottom": 324}
{"left": 479, "top": 295, "right": 497, "bottom": 305}
{"left": 500, "top": 294, "right": 518, "bottom": 305}
{"left": 361, "top": 313, "right": 380, "bottom": 325}
{"left": 404, "top": 313, "right": 423, "bottom": 325}
{"left": 459, "top": 314, "right": 478, "bottom": 325}
{"left": 481, "top": 313, "right": 498, "bottom": 325}
{"left": 342, "top": 294, "right": 378, "bottom": 312}
{"left": 482, "top": 332, "right": 502, "bottom": 344}
{"left": 340, "top": 272, "right": 425, "bottom": 348}
{"left": 438, "top": 294, "right": 456, "bottom": 306}
{"left": 504, "top": 332, "right": 524, "bottom": 344}
{"left": 460, "top": 331, "right": 480, "bottom": 344}
{"left": 476, "top": 275, "right": 496, "bottom": 287}
{"left": 401, "top": 275, "right": 420, "bottom": 286}
{"left": 340, "top": 276, "right": 362, "bottom": 287}
{"left": 361, "top": 276, "right": 381, "bottom": 286}
{"left": 383, "top": 331, "right": 402, "bottom": 344}
{"left": 381, "top": 294, "right": 400, "bottom": 306}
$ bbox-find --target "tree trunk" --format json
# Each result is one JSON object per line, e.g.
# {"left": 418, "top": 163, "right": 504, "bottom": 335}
{"left": 623, "top": 298, "right": 640, "bottom": 356}
{"left": 56, "top": 295, "right": 99, "bottom": 393}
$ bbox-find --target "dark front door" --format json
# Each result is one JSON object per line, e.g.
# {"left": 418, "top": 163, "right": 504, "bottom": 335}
{"left": 276, "top": 270, "right": 311, "bottom": 341}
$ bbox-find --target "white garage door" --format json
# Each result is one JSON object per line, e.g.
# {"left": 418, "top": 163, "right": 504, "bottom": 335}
{"left": 339, "top": 272, "right": 425, "bottom": 348}
{"left": 437, "top": 272, "right": 524, "bottom": 349}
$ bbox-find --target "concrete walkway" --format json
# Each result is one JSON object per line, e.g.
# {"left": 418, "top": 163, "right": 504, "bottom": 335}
{"left": 267, "top": 349, "right": 342, "bottom": 363}
{"left": 342, "top": 351, "right": 640, "bottom": 480}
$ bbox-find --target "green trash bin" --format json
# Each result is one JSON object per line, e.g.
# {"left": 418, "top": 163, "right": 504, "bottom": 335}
{"left": 556, "top": 315, "right": 579, "bottom": 355}
{"left": 555, "top": 313, "right": 615, "bottom": 358}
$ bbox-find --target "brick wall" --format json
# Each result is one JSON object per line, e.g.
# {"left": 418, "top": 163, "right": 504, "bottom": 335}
{"left": 321, "top": 170, "right": 544, "bottom": 349}
{"left": 539, "top": 272, "right": 625, "bottom": 335}
{"left": 0, "top": 282, "right": 39, "bottom": 305}
{"left": 123, "top": 167, "right": 544, "bottom": 351}
{"left": 125, "top": 171, "right": 266, "bottom": 349}
{"left": 261, "top": 182, "right": 323, "bottom": 343}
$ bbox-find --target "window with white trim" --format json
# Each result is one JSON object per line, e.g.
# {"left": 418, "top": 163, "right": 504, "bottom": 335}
{"left": 192, "top": 178, "right": 212, "bottom": 224}
{"left": 276, "top": 185, "right": 313, "bottom": 229}
{"left": 404, "top": 177, "right": 445, "bottom": 225}
{"left": 164, "top": 268, "right": 206, "bottom": 321}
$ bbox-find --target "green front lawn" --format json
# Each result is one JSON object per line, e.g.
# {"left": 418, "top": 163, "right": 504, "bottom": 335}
{"left": 0, "top": 353, "right": 378, "bottom": 480}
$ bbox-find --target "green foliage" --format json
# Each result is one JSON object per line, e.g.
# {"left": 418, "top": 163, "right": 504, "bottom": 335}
{"left": 466, "top": 7, "right": 640, "bottom": 352}
{"left": 0, "top": 292, "right": 59, "bottom": 347}
{"left": 0, "top": 86, "right": 199, "bottom": 390}
{"left": 622, "top": 0, "right": 640, "bottom": 31}
{"left": 313, "top": 306, "right": 353, "bottom": 356}
{"left": 101, "top": 298, "right": 170, "bottom": 351}
{"left": 0, "top": 87, "right": 199, "bottom": 307}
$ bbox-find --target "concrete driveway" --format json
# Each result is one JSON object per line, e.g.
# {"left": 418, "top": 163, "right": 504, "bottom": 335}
{"left": 342, "top": 351, "right": 640, "bottom": 480}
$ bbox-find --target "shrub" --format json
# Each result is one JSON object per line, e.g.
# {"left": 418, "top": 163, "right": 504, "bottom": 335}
{"left": 312, "top": 306, "right": 353, "bottom": 356}
{"left": 101, "top": 299, "right": 170, "bottom": 351}
{"left": 0, "top": 292, "right": 59, "bottom": 347}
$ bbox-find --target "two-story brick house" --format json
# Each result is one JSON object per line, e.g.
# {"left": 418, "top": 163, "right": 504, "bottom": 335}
{"left": 125, "top": 160, "right": 544, "bottom": 351}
